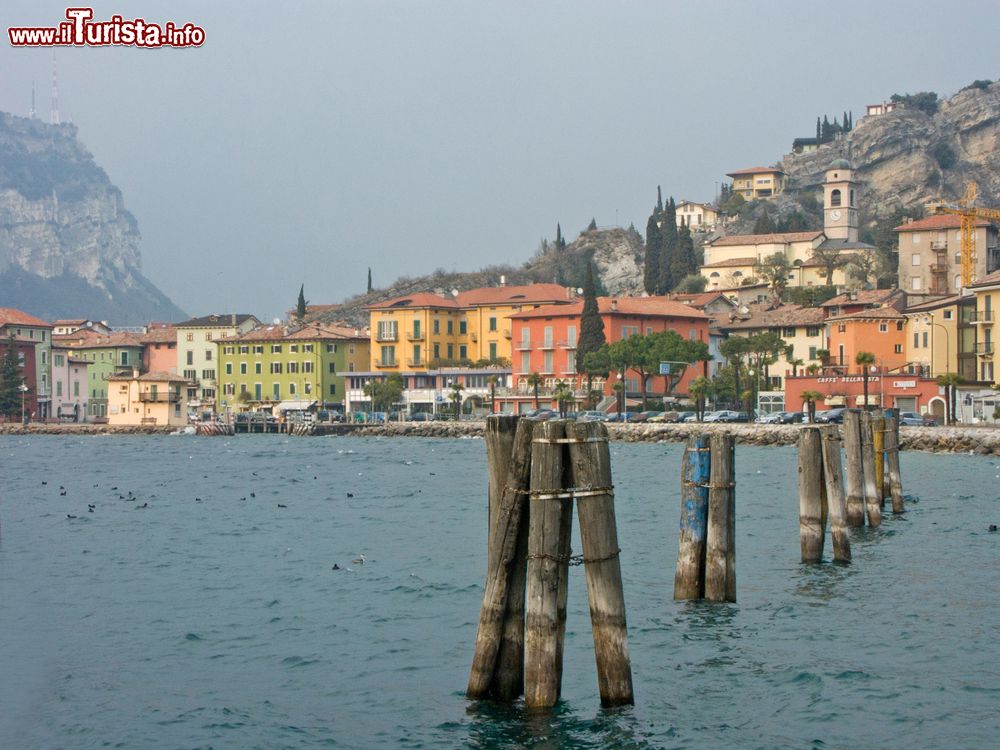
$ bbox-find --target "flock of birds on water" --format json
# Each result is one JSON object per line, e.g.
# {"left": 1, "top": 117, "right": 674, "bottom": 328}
{"left": 44, "top": 472, "right": 372, "bottom": 570}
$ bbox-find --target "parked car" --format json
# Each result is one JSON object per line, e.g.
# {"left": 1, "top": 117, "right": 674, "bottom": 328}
{"left": 701, "top": 410, "right": 729, "bottom": 422}
{"left": 523, "top": 408, "right": 559, "bottom": 420}
{"left": 681, "top": 412, "right": 701, "bottom": 422}
{"left": 815, "top": 407, "right": 847, "bottom": 424}
{"left": 716, "top": 410, "right": 750, "bottom": 423}
{"left": 602, "top": 412, "right": 637, "bottom": 422}
{"left": 648, "top": 411, "right": 676, "bottom": 423}
{"left": 577, "top": 410, "right": 606, "bottom": 422}
{"left": 756, "top": 412, "right": 784, "bottom": 424}
{"left": 630, "top": 411, "right": 662, "bottom": 423}
{"left": 780, "top": 411, "right": 805, "bottom": 424}
{"left": 410, "top": 412, "right": 436, "bottom": 421}
{"left": 899, "top": 411, "right": 937, "bottom": 426}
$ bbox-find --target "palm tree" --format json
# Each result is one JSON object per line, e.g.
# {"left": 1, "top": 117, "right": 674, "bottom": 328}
{"left": 526, "top": 372, "right": 543, "bottom": 410}
{"left": 855, "top": 351, "right": 876, "bottom": 410}
{"left": 789, "top": 357, "right": 805, "bottom": 377}
{"left": 554, "top": 380, "right": 572, "bottom": 417}
{"left": 801, "top": 390, "right": 823, "bottom": 422}
{"left": 935, "top": 372, "right": 964, "bottom": 425}
{"left": 805, "top": 363, "right": 820, "bottom": 375}
{"left": 688, "top": 376, "right": 711, "bottom": 421}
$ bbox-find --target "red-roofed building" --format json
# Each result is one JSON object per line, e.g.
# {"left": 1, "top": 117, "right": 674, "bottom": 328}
{"left": 895, "top": 213, "right": 999, "bottom": 294}
{"left": 0, "top": 308, "right": 54, "bottom": 420}
{"left": 503, "top": 296, "right": 710, "bottom": 413}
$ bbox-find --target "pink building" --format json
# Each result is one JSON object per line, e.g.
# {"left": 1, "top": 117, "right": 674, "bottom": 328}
{"left": 141, "top": 324, "right": 178, "bottom": 374}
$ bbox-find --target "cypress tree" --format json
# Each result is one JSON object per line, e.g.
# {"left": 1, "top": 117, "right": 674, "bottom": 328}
{"left": 658, "top": 197, "right": 678, "bottom": 294}
{"left": 577, "top": 260, "right": 606, "bottom": 369}
{"left": 367, "top": 267, "right": 373, "bottom": 293}
{"left": 670, "top": 223, "right": 697, "bottom": 285}
{"left": 556, "top": 222, "right": 565, "bottom": 250}
{"left": 816, "top": 116, "right": 821, "bottom": 141}
{"left": 296, "top": 284, "right": 307, "bottom": 321}
{"left": 644, "top": 212, "right": 662, "bottom": 295}
{"left": 656, "top": 185, "right": 663, "bottom": 213}
{"left": 822, "top": 115, "right": 830, "bottom": 143}
{"left": 587, "top": 217, "right": 598, "bottom": 231}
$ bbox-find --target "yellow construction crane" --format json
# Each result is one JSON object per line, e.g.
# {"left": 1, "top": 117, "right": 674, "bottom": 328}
{"left": 927, "top": 182, "right": 1000, "bottom": 287}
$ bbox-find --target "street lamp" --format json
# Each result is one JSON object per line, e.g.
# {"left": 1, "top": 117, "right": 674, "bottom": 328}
{"left": 19, "top": 381, "right": 29, "bottom": 424}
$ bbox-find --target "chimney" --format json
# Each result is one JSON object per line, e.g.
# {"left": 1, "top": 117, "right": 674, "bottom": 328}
{"left": 610, "top": 298, "right": 618, "bottom": 312}
{"left": 499, "top": 275, "right": 506, "bottom": 287}
{"left": 231, "top": 313, "right": 236, "bottom": 325}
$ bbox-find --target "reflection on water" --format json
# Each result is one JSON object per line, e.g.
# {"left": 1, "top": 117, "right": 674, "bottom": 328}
{"left": 0, "top": 437, "right": 997, "bottom": 749}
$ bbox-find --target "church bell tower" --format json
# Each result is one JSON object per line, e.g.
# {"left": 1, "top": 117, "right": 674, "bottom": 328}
{"left": 823, "top": 159, "right": 859, "bottom": 242}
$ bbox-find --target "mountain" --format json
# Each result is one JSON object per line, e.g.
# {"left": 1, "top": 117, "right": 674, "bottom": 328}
{"left": 780, "top": 81, "right": 1000, "bottom": 213}
{"left": 0, "top": 112, "right": 186, "bottom": 324}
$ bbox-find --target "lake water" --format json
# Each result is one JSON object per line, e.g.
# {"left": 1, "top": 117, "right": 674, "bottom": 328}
{"left": 1, "top": 434, "right": 998, "bottom": 749}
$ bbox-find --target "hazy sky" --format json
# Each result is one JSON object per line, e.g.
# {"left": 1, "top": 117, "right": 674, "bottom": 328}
{"left": 1, "top": 1, "right": 996, "bottom": 320}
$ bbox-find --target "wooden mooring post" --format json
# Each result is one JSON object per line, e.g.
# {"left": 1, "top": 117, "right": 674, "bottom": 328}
{"left": 883, "top": 412, "right": 905, "bottom": 514}
{"left": 798, "top": 427, "right": 826, "bottom": 563}
{"left": 467, "top": 416, "right": 533, "bottom": 700}
{"left": 470, "top": 417, "right": 633, "bottom": 709}
{"left": 841, "top": 409, "right": 866, "bottom": 528}
{"left": 704, "top": 433, "right": 736, "bottom": 602}
{"left": 873, "top": 414, "right": 886, "bottom": 505}
{"left": 674, "top": 434, "right": 710, "bottom": 600}
{"left": 673, "top": 433, "right": 737, "bottom": 602}
{"left": 819, "top": 426, "right": 852, "bottom": 563}
{"left": 860, "top": 412, "right": 882, "bottom": 528}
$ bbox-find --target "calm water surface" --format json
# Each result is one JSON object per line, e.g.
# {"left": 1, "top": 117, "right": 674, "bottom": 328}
{"left": 1, "top": 434, "right": 998, "bottom": 749}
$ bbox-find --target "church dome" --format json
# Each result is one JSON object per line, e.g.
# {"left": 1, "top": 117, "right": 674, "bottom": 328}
{"left": 828, "top": 158, "right": 852, "bottom": 170}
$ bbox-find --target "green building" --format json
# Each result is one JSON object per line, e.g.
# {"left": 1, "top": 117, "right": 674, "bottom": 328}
{"left": 216, "top": 322, "right": 370, "bottom": 413}
{"left": 52, "top": 331, "right": 145, "bottom": 418}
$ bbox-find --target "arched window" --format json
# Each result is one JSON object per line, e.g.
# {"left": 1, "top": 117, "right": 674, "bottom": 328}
{"left": 830, "top": 189, "right": 842, "bottom": 207}
{"left": 732, "top": 271, "right": 743, "bottom": 278}
{"left": 709, "top": 271, "right": 720, "bottom": 278}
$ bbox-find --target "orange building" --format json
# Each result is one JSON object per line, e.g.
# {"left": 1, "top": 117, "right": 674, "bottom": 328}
{"left": 504, "top": 296, "right": 709, "bottom": 412}
{"left": 140, "top": 324, "right": 178, "bottom": 374}
{"left": 826, "top": 307, "right": 908, "bottom": 373}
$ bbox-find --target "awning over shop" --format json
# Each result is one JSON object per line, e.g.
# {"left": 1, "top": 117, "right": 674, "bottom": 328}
{"left": 275, "top": 399, "right": 317, "bottom": 412}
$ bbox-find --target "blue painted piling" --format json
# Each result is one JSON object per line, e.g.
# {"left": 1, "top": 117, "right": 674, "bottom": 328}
{"left": 673, "top": 434, "right": 711, "bottom": 600}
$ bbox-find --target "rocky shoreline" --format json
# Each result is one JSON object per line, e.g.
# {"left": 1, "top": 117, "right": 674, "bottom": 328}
{"left": 3, "top": 420, "right": 999, "bottom": 455}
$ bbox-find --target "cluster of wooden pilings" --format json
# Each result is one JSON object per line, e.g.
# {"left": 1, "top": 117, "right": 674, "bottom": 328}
{"left": 798, "top": 408, "right": 905, "bottom": 563}
{"left": 673, "top": 434, "right": 737, "bottom": 602}
{"left": 467, "top": 415, "right": 634, "bottom": 709}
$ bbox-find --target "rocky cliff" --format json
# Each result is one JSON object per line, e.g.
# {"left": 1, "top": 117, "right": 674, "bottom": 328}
{"left": 780, "top": 82, "right": 1000, "bottom": 212}
{"left": 0, "top": 112, "right": 185, "bottom": 324}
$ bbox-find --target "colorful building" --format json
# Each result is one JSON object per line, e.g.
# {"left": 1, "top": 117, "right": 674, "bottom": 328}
{"left": 365, "top": 284, "right": 573, "bottom": 373}
{"left": 894, "top": 214, "right": 999, "bottom": 295}
{"left": 503, "top": 296, "right": 710, "bottom": 413}
{"left": 107, "top": 370, "right": 190, "bottom": 427}
{"left": 675, "top": 201, "right": 720, "bottom": 230}
{"left": 140, "top": 324, "right": 178, "bottom": 374}
{"left": 726, "top": 167, "right": 786, "bottom": 200}
{"left": 968, "top": 269, "right": 1000, "bottom": 385}
{"left": 52, "top": 331, "right": 145, "bottom": 419}
{"left": 216, "top": 322, "right": 369, "bottom": 412}
{"left": 826, "top": 307, "right": 908, "bottom": 375}
{"left": 51, "top": 346, "right": 90, "bottom": 421}
{"left": 0, "top": 308, "right": 54, "bottom": 419}
{"left": 175, "top": 314, "right": 261, "bottom": 414}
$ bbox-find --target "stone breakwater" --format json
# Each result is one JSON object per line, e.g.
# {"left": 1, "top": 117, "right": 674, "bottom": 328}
{"left": 348, "top": 421, "right": 1000, "bottom": 455}
{"left": 3, "top": 421, "right": 999, "bottom": 455}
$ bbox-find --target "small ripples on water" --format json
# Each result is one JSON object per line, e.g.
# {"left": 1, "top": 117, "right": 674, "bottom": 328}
{"left": 1, "top": 436, "right": 998, "bottom": 749}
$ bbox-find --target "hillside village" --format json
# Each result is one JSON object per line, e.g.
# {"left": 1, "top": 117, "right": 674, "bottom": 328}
{"left": 4, "top": 90, "right": 1000, "bottom": 427}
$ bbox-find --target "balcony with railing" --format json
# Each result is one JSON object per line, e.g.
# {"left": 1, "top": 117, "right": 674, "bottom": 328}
{"left": 374, "top": 359, "right": 398, "bottom": 368}
{"left": 406, "top": 358, "right": 425, "bottom": 367}
{"left": 975, "top": 342, "right": 994, "bottom": 355}
{"left": 502, "top": 328, "right": 511, "bottom": 339}
{"left": 539, "top": 339, "right": 556, "bottom": 350}
{"left": 558, "top": 340, "right": 577, "bottom": 349}
{"left": 931, "top": 240, "right": 948, "bottom": 251}
{"left": 139, "top": 391, "right": 181, "bottom": 403}
{"left": 375, "top": 332, "right": 398, "bottom": 343}
{"left": 929, "top": 262, "right": 949, "bottom": 274}
{"left": 470, "top": 332, "right": 478, "bottom": 342}
{"left": 514, "top": 340, "right": 533, "bottom": 351}
{"left": 971, "top": 310, "right": 995, "bottom": 324}
{"left": 406, "top": 330, "right": 423, "bottom": 341}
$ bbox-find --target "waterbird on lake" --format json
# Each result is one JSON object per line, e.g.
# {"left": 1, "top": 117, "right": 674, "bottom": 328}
{"left": 60, "top": 490, "right": 66, "bottom": 496}
{"left": 277, "top": 504, "right": 287, "bottom": 508}
{"left": 138, "top": 502, "right": 148, "bottom": 508}
{"left": 990, "top": 524, "right": 998, "bottom": 532}
{"left": 240, "top": 497, "right": 246, "bottom": 501}
{"left": 346, "top": 492, "right": 354, "bottom": 498}
{"left": 111, "top": 487, "right": 118, "bottom": 491}
{"left": 250, "top": 492, "right": 255, "bottom": 498}
{"left": 66, "top": 514, "right": 77, "bottom": 519}
{"left": 352, "top": 554, "right": 365, "bottom": 565}
{"left": 331, "top": 564, "right": 341, "bottom": 570}
{"left": 42, "top": 481, "right": 47, "bottom": 485}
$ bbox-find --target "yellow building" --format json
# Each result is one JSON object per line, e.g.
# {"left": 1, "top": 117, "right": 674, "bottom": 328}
{"left": 365, "top": 284, "right": 573, "bottom": 372}
{"left": 968, "top": 268, "right": 1000, "bottom": 384}
{"left": 726, "top": 167, "right": 786, "bottom": 200}
{"left": 107, "top": 370, "right": 191, "bottom": 427}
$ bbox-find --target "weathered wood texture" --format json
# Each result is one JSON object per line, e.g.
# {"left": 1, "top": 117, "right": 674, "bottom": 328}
{"left": 524, "top": 420, "right": 572, "bottom": 710}
{"left": 467, "top": 416, "right": 533, "bottom": 699}
{"left": 841, "top": 410, "right": 866, "bottom": 528}
{"left": 884, "top": 415, "right": 905, "bottom": 514}
{"left": 566, "top": 420, "right": 634, "bottom": 706}
{"left": 485, "top": 415, "right": 519, "bottom": 572}
{"left": 674, "top": 434, "right": 710, "bottom": 600}
{"left": 705, "top": 433, "right": 736, "bottom": 601}
{"left": 820, "top": 426, "right": 851, "bottom": 563}
{"left": 798, "top": 427, "right": 826, "bottom": 563}
{"left": 860, "top": 412, "right": 882, "bottom": 528}
{"left": 873, "top": 415, "right": 886, "bottom": 504}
